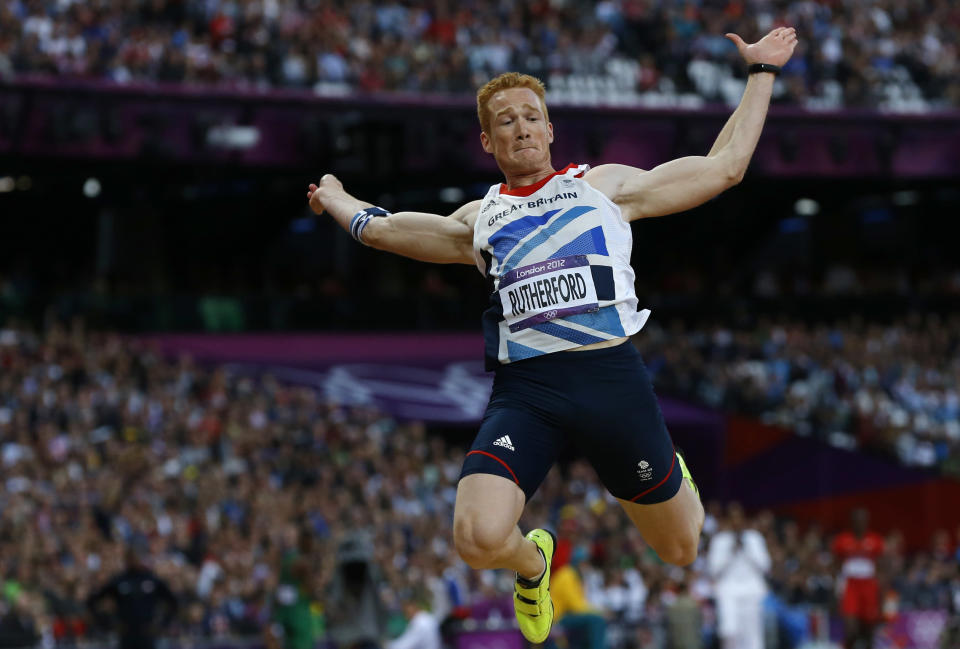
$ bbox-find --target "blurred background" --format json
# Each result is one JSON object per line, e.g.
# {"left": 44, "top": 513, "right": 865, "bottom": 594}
{"left": 1, "top": 1, "right": 959, "bottom": 648}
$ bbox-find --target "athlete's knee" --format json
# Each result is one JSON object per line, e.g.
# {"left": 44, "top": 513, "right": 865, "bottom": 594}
{"left": 652, "top": 516, "right": 701, "bottom": 566}
{"left": 453, "top": 514, "right": 511, "bottom": 569}
{"left": 657, "top": 535, "right": 700, "bottom": 567}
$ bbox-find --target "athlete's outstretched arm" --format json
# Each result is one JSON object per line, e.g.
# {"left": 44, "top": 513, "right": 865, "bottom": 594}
{"left": 307, "top": 174, "right": 478, "bottom": 264}
{"left": 588, "top": 27, "right": 798, "bottom": 221}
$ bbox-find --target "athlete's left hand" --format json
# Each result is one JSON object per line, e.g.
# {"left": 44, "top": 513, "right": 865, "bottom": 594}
{"left": 725, "top": 27, "right": 798, "bottom": 67}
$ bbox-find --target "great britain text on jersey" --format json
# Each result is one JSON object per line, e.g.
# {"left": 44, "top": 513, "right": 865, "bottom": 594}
{"left": 487, "top": 192, "right": 578, "bottom": 226}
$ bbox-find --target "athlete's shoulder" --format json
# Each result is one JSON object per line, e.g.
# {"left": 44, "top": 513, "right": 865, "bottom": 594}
{"left": 583, "top": 164, "right": 646, "bottom": 201}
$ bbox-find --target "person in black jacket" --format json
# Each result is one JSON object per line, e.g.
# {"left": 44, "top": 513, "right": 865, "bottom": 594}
{"left": 87, "top": 546, "right": 178, "bottom": 649}
{"left": 0, "top": 594, "right": 41, "bottom": 649}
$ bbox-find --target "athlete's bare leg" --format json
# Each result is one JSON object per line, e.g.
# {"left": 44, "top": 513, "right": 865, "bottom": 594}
{"left": 453, "top": 474, "right": 545, "bottom": 578}
{"left": 617, "top": 480, "right": 704, "bottom": 566}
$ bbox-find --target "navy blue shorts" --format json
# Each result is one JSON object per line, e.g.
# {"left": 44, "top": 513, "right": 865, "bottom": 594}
{"left": 459, "top": 341, "right": 682, "bottom": 504}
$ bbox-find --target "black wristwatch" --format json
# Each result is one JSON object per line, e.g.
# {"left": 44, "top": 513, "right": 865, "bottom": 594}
{"left": 747, "top": 63, "right": 780, "bottom": 76}
{"left": 748, "top": 62, "right": 782, "bottom": 75}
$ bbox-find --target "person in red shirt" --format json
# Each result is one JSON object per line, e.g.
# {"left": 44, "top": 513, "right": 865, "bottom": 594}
{"left": 832, "top": 509, "right": 885, "bottom": 649}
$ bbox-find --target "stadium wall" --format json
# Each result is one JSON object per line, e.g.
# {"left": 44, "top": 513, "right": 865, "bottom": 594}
{"left": 3, "top": 79, "right": 959, "bottom": 178}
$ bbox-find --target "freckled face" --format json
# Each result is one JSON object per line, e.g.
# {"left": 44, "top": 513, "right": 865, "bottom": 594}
{"left": 480, "top": 87, "right": 554, "bottom": 174}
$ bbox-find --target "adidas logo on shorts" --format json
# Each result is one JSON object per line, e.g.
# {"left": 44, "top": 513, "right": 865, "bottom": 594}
{"left": 493, "top": 435, "right": 515, "bottom": 451}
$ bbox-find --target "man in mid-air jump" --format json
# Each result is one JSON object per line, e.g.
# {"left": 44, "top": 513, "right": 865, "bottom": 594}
{"left": 308, "top": 27, "right": 797, "bottom": 643}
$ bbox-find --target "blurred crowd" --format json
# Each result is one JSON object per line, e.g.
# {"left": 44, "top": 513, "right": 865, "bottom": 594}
{"left": 1, "top": 0, "right": 958, "bottom": 110}
{"left": 1, "top": 322, "right": 959, "bottom": 649}
{"left": 638, "top": 313, "right": 960, "bottom": 474}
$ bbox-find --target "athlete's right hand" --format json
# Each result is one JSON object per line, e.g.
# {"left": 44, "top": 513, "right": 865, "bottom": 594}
{"left": 306, "top": 173, "right": 344, "bottom": 215}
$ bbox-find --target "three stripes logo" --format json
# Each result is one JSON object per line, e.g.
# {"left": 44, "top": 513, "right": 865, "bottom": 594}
{"left": 493, "top": 435, "right": 515, "bottom": 451}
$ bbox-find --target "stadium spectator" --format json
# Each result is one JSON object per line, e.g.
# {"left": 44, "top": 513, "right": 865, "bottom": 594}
{"left": 550, "top": 540, "right": 608, "bottom": 649}
{"left": 326, "top": 532, "right": 386, "bottom": 649}
{"left": 637, "top": 314, "right": 960, "bottom": 474}
{"left": 269, "top": 527, "right": 321, "bottom": 649}
{"left": 0, "top": 592, "right": 45, "bottom": 648}
{"left": 0, "top": 321, "right": 957, "bottom": 648}
{"left": 832, "top": 509, "right": 884, "bottom": 649}
{"left": 665, "top": 579, "right": 702, "bottom": 649}
{"left": 384, "top": 592, "right": 441, "bottom": 649}
{"left": 86, "top": 546, "right": 178, "bottom": 649}
{"left": 707, "top": 502, "right": 771, "bottom": 649}
{"left": 2, "top": 0, "right": 958, "bottom": 110}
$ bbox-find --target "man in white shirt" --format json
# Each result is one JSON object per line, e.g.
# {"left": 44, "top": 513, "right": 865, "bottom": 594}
{"left": 707, "top": 503, "right": 771, "bottom": 649}
{"left": 386, "top": 599, "right": 441, "bottom": 649}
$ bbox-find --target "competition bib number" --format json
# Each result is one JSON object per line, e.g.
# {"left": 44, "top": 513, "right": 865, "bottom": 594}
{"left": 498, "top": 255, "right": 599, "bottom": 332}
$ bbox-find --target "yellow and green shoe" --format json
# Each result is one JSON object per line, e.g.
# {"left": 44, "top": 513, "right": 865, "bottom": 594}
{"left": 514, "top": 528, "right": 556, "bottom": 644}
{"left": 675, "top": 450, "right": 699, "bottom": 499}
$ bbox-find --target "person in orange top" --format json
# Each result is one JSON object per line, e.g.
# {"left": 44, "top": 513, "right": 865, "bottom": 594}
{"left": 832, "top": 509, "right": 885, "bottom": 649}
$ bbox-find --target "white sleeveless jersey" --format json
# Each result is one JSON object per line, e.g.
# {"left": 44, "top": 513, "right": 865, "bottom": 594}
{"left": 474, "top": 163, "right": 650, "bottom": 368}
